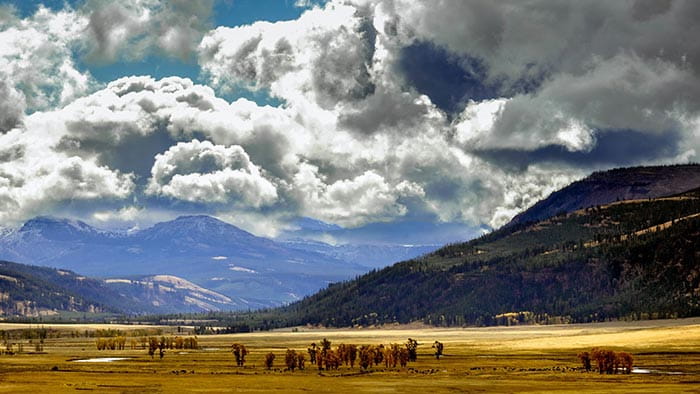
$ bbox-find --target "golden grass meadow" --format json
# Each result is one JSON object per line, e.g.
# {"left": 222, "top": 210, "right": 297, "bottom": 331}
{"left": 0, "top": 318, "right": 699, "bottom": 393}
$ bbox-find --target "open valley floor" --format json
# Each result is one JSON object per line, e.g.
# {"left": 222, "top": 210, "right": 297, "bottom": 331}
{"left": 0, "top": 318, "right": 699, "bottom": 393}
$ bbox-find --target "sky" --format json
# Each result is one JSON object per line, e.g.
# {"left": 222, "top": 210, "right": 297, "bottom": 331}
{"left": 0, "top": 0, "right": 698, "bottom": 245}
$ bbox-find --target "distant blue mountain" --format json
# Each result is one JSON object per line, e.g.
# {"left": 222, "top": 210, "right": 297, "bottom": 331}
{"left": 284, "top": 216, "right": 478, "bottom": 248}
{"left": 0, "top": 215, "right": 447, "bottom": 310}
{"left": 280, "top": 217, "right": 449, "bottom": 269}
{"left": 280, "top": 239, "right": 439, "bottom": 270}
{"left": 290, "top": 217, "right": 344, "bottom": 232}
{"left": 0, "top": 215, "right": 370, "bottom": 308}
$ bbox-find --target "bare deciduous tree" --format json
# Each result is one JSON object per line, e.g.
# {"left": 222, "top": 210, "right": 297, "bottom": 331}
{"left": 231, "top": 343, "right": 249, "bottom": 367}
{"left": 432, "top": 341, "right": 444, "bottom": 360}
{"left": 406, "top": 338, "right": 419, "bottom": 362}
{"left": 264, "top": 352, "right": 275, "bottom": 370}
{"left": 578, "top": 351, "right": 592, "bottom": 372}
{"left": 285, "top": 349, "right": 298, "bottom": 371}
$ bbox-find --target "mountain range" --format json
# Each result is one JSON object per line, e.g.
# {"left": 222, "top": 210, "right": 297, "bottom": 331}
{"left": 0, "top": 215, "right": 435, "bottom": 314}
{"left": 2, "top": 164, "right": 700, "bottom": 321}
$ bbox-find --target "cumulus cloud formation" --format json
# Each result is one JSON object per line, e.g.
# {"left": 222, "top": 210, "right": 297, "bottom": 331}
{"left": 387, "top": 0, "right": 700, "bottom": 155}
{"left": 147, "top": 139, "right": 278, "bottom": 208}
{"left": 198, "top": 4, "right": 373, "bottom": 105}
{"left": 291, "top": 163, "right": 424, "bottom": 227}
{"left": 1, "top": 0, "right": 699, "bottom": 236}
{"left": 0, "top": 5, "right": 93, "bottom": 119}
{"left": 20, "top": 75, "right": 444, "bottom": 227}
{"left": 191, "top": 0, "right": 700, "bottom": 229}
{"left": 0, "top": 127, "right": 134, "bottom": 223}
{"left": 197, "top": 0, "right": 700, "bottom": 158}
{"left": 197, "top": 2, "right": 445, "bottom": 137}
{"left": 84, "top": 0, "right": 215, "bottom": 62}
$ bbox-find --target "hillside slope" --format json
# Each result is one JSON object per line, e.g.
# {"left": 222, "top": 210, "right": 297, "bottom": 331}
{"left": 217, "top": 184, "right": 700, "bottom": 329}
{"left": 0, "top": 261, "right": 124, "bottom": 317}
{"left": 507, "top": 164, "right": 700, "bottom": 228}
{"left": 0, "top": 261, "right": 246, "bottom": 317}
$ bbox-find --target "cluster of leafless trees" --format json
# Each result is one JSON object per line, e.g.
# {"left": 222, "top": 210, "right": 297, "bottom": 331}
{"left": 229, "top": 337, "right": 444, "bottom": 372}
{"left": 284, "top": 349, "right": 307, "bottom": 371}
{"left": 286, "top": 337, "right": 439, "bottom": 372}
{"left": 305, "top": 338, "right": 408, "bottom": 371}
{"left": 94, "top": 335, "right": 199, "bottom": 355}
{"left": 578, "top": 348, "right": 633, "bottom": 374}
{"left": 145, "top": 336, "right": 199, "bottom": 359}
{"left": 432, "top": 340, "right": 444, "bottom": 359}
{"left": 1, "top": 341, "right": 24, "bottom": 355}
{"left": 264, "top": 352, "right": 275, "bottom": 369}
{"left": 95, "top": 336, "right": 127, "bottom": 350}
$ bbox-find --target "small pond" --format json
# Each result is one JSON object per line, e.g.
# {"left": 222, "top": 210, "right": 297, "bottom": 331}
{"left": 71, "top": 357, "right": 130, "bottom": 363}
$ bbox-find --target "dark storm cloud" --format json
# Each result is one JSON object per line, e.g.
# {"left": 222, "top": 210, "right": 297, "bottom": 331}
{"left": 309, "top": 8, "right": 377, "bottom": 107}
{"left": 631, "top": 0, "right": 673, "bottom": 21}
{"left": 337, "top": 89, "right": 430, "bottom": 135}
{"left": 393, "top": 0, "right": 700, "bottom": 139}
{"left": 236, "top": 126, "right": 291, "bottom": 181}
{"left": 56, "top": 129, "right": 179, "bottom": 180}
{"left": 399, "top": 41, "right": 497, "bottom": 114}
{"left": 474, "top": 130, "right": 682, "bottom": 172}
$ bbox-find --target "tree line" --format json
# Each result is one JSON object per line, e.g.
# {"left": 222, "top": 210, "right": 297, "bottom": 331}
{"left": 94, "top": 335, "right": 199, "bottom": 360}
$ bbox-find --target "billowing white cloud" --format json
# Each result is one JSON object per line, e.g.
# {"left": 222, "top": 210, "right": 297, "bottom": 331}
{"left": 198, "top": 1, "right": 445, "bottom": 137}
{"left": 1, "top": 0, "right": 698, "bottom": 237}
{"left": 290, "top": 163, "right": 424, "bottom": 227}
{"left": 92, "top": 206, "right": 144, "bottom": 223}
{"left": 199, "top": 4, "right": 369, "bottom": 105}
{"left": 0, "top": 127, "right": 134, "bottom": 224}
{"left": 15, "top": 72, "right": 550, "bottom": 230}
{"left": 0, "top": 5, "right": 93, "bottom": 121}
{"left": 147, "top": 139, "right": 278, "bottom": 208}
{"left": 84, "top": 0, "right": 215, "bottom": 62}
{"left": 488, "top": 166, "right": 582, "bottom": 228}
{"left": 375, "top": 0, "right": 700, "bottom": 153}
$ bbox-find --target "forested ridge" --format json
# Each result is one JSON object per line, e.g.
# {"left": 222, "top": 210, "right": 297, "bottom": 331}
{"left": 172, "top": 186, "right": 700, "bottom": 330}
{"left": 0, "top": 261, "right": 119, "bottom": 316}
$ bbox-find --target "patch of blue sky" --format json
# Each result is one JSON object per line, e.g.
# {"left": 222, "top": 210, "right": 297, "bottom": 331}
{"left": 225, "top": 87, "right": 285, "bottom": 107}
{"left": 214, "top": 0, "right": 327, "bottom": 28}
{"left": 83, "top": 54, "right": 202, "bottom": 84}
{"left": 0, "top": 0, "right": 82, "bottom": 17}
{"left": 2, "top": 0, "right": 312, "bottom": 106}
{"left": 78, "top": 52, "right": 284, "bottom": 106}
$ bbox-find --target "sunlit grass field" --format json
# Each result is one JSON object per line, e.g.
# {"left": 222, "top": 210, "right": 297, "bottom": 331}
{"left": 0, "top": 318, "right": 699, "bottom": 393}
